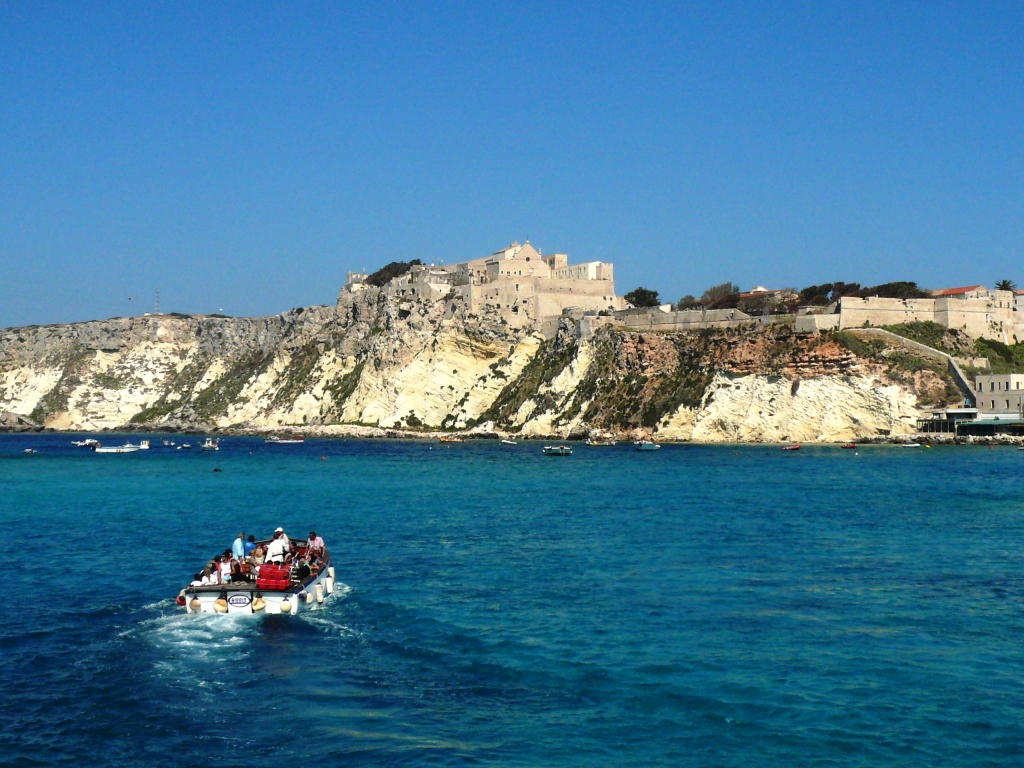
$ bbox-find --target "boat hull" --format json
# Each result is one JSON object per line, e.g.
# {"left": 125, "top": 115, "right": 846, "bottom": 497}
{"left": 182, "top": 567, "right": 336, "bottom": 617}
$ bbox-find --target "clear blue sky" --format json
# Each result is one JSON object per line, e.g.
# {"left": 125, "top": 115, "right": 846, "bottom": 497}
{"left": 2, "top": 2, "right": 1022, "bottom": 326}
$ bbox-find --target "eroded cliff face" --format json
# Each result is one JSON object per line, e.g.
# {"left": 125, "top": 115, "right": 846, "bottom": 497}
{"left": 0, "top": 294, "right": 956, "bottom": 440}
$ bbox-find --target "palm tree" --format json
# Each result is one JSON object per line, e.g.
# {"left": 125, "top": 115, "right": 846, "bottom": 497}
{"left": 994, "top": 279, "right": 1017, "bottom": 291}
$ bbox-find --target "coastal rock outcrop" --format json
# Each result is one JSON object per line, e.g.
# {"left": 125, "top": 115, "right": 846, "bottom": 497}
{"left": 0, "top": 293, "right": 960, "bottom": 441}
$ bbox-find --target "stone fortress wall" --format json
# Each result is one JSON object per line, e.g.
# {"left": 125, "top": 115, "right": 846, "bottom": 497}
{"left": 342, "top": 240, "right": 624, "bottom": 331}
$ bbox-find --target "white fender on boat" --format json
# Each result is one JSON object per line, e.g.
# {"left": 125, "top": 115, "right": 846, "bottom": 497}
{"left": 302, "top": 590, "right": 313, "bottom": 604}
{"left": 252, "top": 597, "right": 266, "bottom": 612}
{"left": 280, "top": 600, "right": 291, "bottom": 613}
{"left": 325, "top": 577, "right": 334, "bottom": 594}
{"left": 189, "top": 598, "right": 201, "bottom": 612}
{"left": 315, "top": 584, "right": 324, "bottom": 604}
{"left": 328, "top": 566, "right": 335, "bottom": 580}
{"left": 214, "top": 598, "right": 228, "bottom": 613}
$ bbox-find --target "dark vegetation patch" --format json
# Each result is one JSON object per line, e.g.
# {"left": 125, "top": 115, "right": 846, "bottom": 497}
{"left": 481, "top": 339, "right": 578, "bottom": 426}
{"left": 322, "top": 361, "right": 365, "bottom": 420}
{"left": 365, "top": 260, "right": 423, "bottom": 287}
{"left": 189, "top": 351, "right": 276, "bottom": 420}
{"left": 30, "top": 345, "right": 96, "bottom": 422}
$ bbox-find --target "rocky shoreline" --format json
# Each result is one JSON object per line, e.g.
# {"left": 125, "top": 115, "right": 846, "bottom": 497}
{"left": 3, "top": 410, "right": 1020, "bottom": 446}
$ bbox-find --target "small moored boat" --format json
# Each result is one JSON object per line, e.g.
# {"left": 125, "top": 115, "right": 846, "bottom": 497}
{"left": 139, "top": 440, "right": 150, "bottom": 450}
{"left": 201, "top": 437, "right": 220, "bottom": 451}
{"left": 634, "top": 440, "right": 660, "bottom": 451}
{"left": 72, "top": 439, "right": 99, "bottom": 447}
{"left": 438, "top": 436, "right": 463, "bottom": 443}
{"left": 265, "top": 435, "right": 305, "bottom": 445}
{"left": 94, "top": 442, "right": 141, "bottom": 454}
{"left": 841, "top": 443, "right": 857, "bottom": 449}
{"left": 543, "top": 445, "right": 572, "bottom": 456}
{"left": 501, "top": 439, "right": 517, "bottom": 445}
{"left": 23, "top": 448, "right": 37, "bottom": 455}
{"left": 780, "top": 444, "right": 801, "bottom": 451}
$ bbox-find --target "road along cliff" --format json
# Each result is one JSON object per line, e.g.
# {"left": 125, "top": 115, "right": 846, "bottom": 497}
{"left": 0, "top": 289, "right": 960, "bottom": 441}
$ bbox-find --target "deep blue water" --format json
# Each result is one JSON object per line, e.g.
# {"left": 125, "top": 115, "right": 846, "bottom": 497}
{"left": 1, "top": 434, "right": 1023, "bottom": 767}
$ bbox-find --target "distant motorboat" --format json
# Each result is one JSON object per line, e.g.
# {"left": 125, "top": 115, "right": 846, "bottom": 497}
{"left": 438, "top": 436, "right": 463, "bottom": 444}
{"left": 902, "top": 443, "right": 921, "bottom": 448}
{"left": 23, "top": 448, "right": 37, "bottom": 455}
{"left": 138, "top": 440, "right": 150, "bottom": 450}
{"left": 201, "top": 437, "right": 220, "bottom": 451}
{"left": 634, "top": 440, "right": 660, "bottom": 451}
{"left": 178, "top": 443, "right": 192, "bottom": 450}
{"left": 71, "top": 439, "right": 99, "bottom": 447}
{"left": 501, "top": 439, "right": 517, "bottom": 445}
{"left": 841, "top": 443, "right": 857, "bottom": 449}
{"left": 543, "top": 445, "right": 572, "bottom": 456}
{"left": 94, "top": 442, "right": 140, "bottom": 454}
{"left": 780, "top": 444, "right": 801, "bottom": 451}
{"left": 265, "top": 435, "right": 305, "bottom": 445}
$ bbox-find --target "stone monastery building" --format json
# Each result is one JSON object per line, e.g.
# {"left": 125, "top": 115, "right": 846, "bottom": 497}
{"left": 344, "top": 241, "right": 623, "bottom": 327}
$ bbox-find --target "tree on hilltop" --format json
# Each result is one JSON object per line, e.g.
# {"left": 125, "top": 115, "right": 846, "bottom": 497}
{"left": 624, "top": 287, "right": 661, "bottom": 308}
{"left": 365, "top": 259, "right": 423, "bottom": 287}
{"left": 856, "top": 281, "right": 929, "bottom": 300}
{"left": 701, "top": 282, "right": 739, "bottom": 302}
{"left": 995, "top": 279, "right": 1017, "bottom": 291}
{"left": 675, "top": 295, "right": 698, "bottom": 310}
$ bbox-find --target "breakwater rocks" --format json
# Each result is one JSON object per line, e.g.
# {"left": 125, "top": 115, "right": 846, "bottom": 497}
{"left": 0, "top": 292, "right": 961, "bottom": 442}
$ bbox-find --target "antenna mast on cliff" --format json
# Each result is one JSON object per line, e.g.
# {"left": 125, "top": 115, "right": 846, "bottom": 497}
{"left": 155, "top": 289, "right": 161, "bottom": 315}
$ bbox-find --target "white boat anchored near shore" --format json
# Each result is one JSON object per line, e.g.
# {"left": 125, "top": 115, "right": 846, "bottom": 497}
{"left": 93, "top": 442, "right": 141, "bottom": 454}
{"left": 265, "top": 435, "right": 305, "bottom": 445}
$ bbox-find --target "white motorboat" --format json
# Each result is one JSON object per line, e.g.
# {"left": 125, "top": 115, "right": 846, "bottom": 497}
{"left": 201, "top": 437, "right": 220, "bottom": 451}
{"left": 71, "top": 439, "right": 99, "bottom": 447}
{"left": 177, "top": 539, "right": 337, "bottom": 617}
{"left": 23, "top": 448, "right": 37, "bottom": 455}
{"left": 501, "top": 439, "right": 517, "bottom": 445}
{"left": 635, "top": 440, "right": 661, "bottom": 451}
{"left": 139, "top": 440, "right": 150, "bottom": 450}
{"left": 265, "top": 435, "right": 305, "bottom": 445}
{"left": 543, "top": 445, "right": 572, "bottom": 456}
{"left": 93, "top": 442, "right": 141, "bottom": 454}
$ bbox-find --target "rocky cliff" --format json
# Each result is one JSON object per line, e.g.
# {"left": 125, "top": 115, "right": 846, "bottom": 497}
{"left": 0, "top": 289, "right": 959, "bottom": 441}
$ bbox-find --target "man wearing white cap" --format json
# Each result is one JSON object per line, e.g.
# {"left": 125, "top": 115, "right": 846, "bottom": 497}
{"left": 265, "top": 531, "right": 287, "bottom": 564}
{"left": 275, "top": 527, "right": 290, "bottom": 551}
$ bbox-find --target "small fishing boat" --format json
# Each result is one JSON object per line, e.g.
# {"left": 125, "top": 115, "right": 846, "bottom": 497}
{"left": 543, "top": 445, "right": 572, "bottom": 456}
{"left": 200, "top": 437, "right": 220, "bottom": 451}
{"left": 501, "top": 439, "right": 517, "bottom": 445}
{"left": 780, "top": 444, "right": 801, "bottom": 451}
{"left": 23, "top": 448, "right": 37, "bottom": 455}
{"left": 634, "top": 440, "right": 660, "bottom": 451}
{"left": 71, "top": 438, "right": 99, "bottom": 447}
{"left": 841, "top": 443, "right": 857, "bottom": 449}
{"left": 902, "top": 443, "right": 921, "bottom": 448}
{"left": 139, "top": 440, "right": 150, "bottom": 450}
{"left": 177, "top": 443, "right": 192, "bottom": 450}
{"left": 93, "top": 442, "right": 141, "bottom": 454}
{"left": 177, "top": 538, "right": 337, "bottom": 617}
{"left": 438, "top": 436, "right": 463, "bottom": 443}
{"left": 161, "top": 438, "right": 176, "bottom": 447}
{"left": 265, "top": 435, "right": 305, "bottom": 445}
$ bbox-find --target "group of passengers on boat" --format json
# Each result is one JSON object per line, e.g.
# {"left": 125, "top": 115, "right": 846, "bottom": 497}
{"left": 189, "top": 528, "right": 328, "bottom": 587}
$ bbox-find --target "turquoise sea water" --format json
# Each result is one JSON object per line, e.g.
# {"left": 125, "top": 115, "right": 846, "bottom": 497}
{"left": 1, "top": 435, "right": 1022, "bottom": 766}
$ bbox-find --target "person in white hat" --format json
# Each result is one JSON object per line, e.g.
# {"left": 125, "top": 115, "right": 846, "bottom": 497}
{"left": 265, "top": 531, "right": 287, "bottom": 564}
{"left": 275, "top": 527, "right": 290, "bottom": 551}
